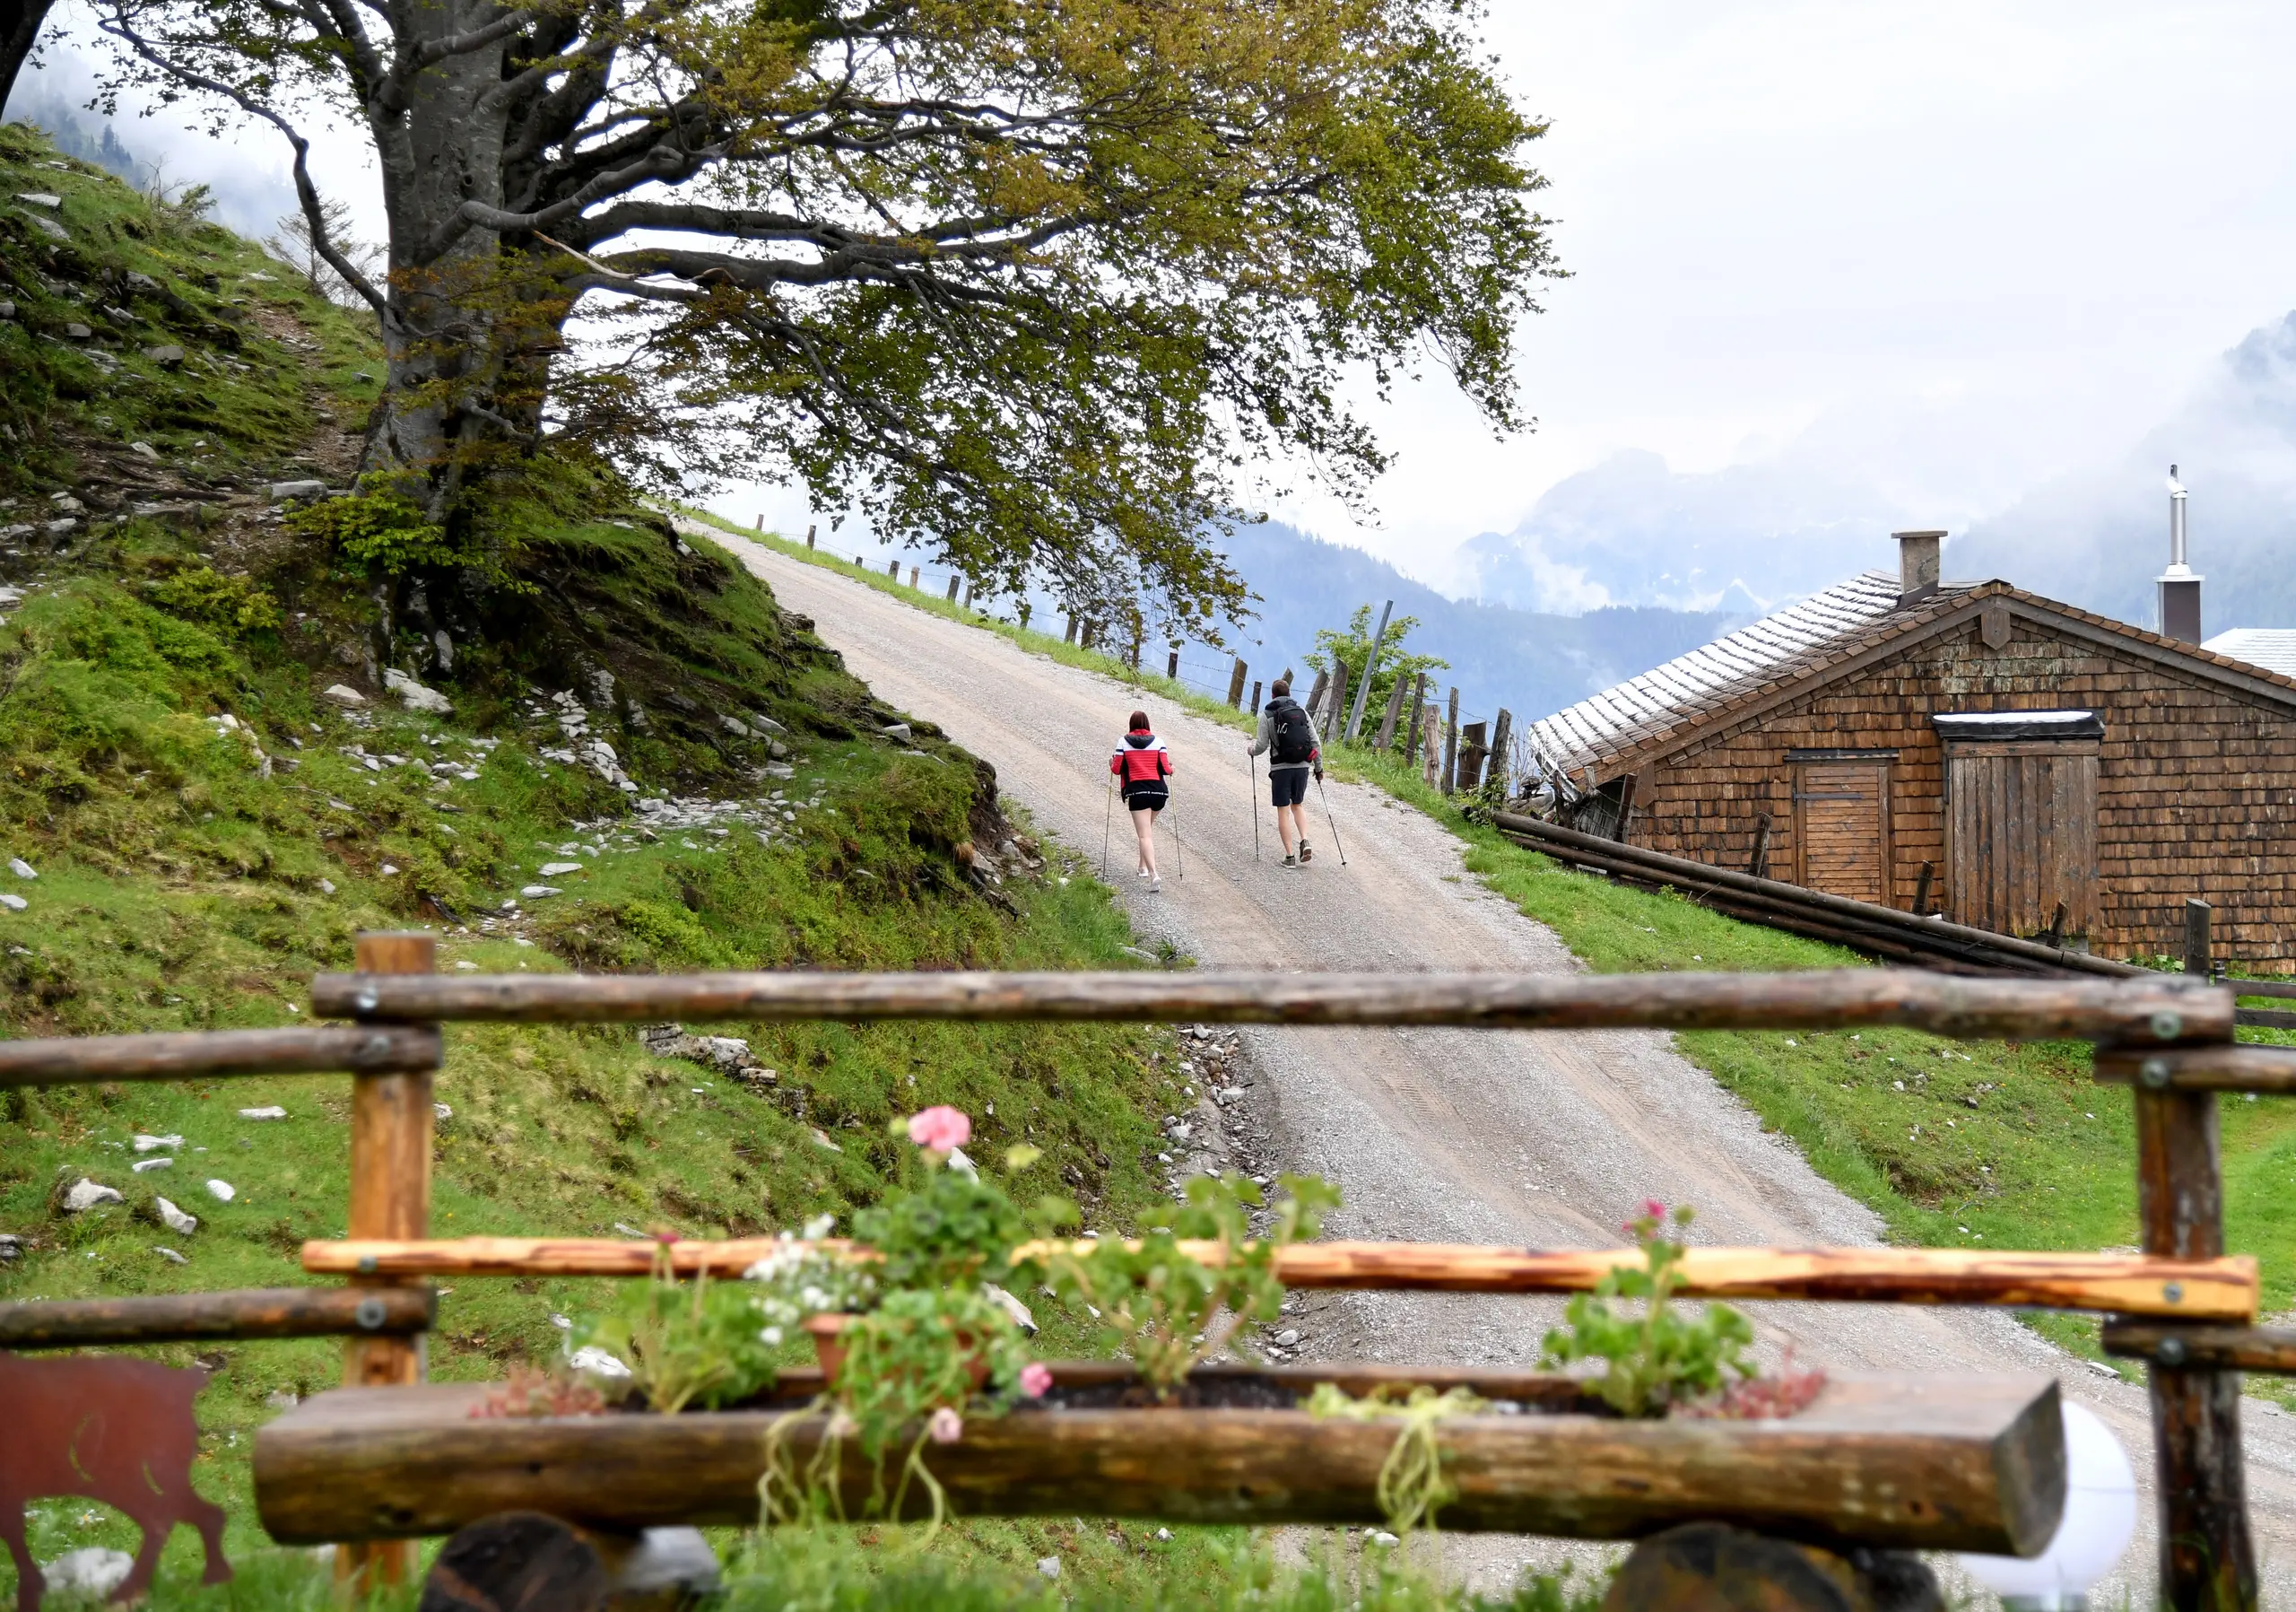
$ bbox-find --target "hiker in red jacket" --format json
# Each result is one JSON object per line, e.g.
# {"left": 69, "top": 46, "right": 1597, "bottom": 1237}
{"left": 1111, "top": 710, "right": 1173, "bottom": 892}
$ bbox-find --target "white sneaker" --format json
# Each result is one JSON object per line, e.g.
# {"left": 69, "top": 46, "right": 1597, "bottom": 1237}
{"left": 1149, "top": 877, "right": 1163, "bottom": 893}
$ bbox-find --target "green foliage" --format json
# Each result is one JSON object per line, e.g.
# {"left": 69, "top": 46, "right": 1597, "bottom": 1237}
{"left": 286, "top": 492, "right": 466, "bottom": 577}
{"left": 584, "top": 1257, "right": 787, "bottom": 1413}
{"left": 146, "top": 564, "right": 283, "bottom": 636}
{"left": 1539, "top": 1205, "right": 1754, "bottom": 1418}
{"left": 1305, "top": 1384, "right": 1486, "bottom": 1536}
{"left": 1038, "top": 1172, "right": 1340, "bottom": 1397}
{"left": 1307, "top": 605, "right": 1449, "bottom": 733}
{"left": 853, "top": 1161, "right": 1034, "bottom": 1292}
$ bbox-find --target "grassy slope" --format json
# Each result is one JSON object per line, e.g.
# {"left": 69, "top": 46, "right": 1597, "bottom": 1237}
{"left": 0, "top": 127, "right": 1353, "bottom": 1609}
{"left": 1317, "top": 741, "right": 2296, "bottom": 1390}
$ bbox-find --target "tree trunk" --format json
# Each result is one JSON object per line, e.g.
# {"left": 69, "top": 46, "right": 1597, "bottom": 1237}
{"left": 0, "top": 0, "right": 49, "bottom": 114}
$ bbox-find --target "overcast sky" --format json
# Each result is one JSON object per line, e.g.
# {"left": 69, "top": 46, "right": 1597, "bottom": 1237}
{"left": 21, "top": 3, "right": 2296, "bottom": 594}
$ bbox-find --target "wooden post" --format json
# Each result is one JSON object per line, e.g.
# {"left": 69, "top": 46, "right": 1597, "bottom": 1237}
{"left": 752, "top": 514, "right": 763, "bottom": 531}
{"left": 2131, "top": 897, "right": 2255, "bottom": 1612}
{"left": 1166, "top": 649, "right": 1179, "bottom": 680}
{"left": 887, "top": 557, "right": 900, "bottom": 579}
{"left": 805, "top": 524, "right": 815, "bottom": 549}
{"left": 1488, "top": 710, "right": 1513, "bottom": 794}
{"left": 1375, "top": 675, "right": 1409, "bottom": 752}
{"left": 338, "top": 930, "right": 437, "bottom": 1592}
{"left": 1457, "top": 720, "right": 1488, "bottom": 794}
{"left": 2041, "top": 901, "right": 2069, "bottom": 949}
{"left": 1226, "top": 658, "right": 1248, "bottom": 709}
{"left": 945, "top": 574, "right": 960, "bottom": 603}
{"left": 1441, "top": 687, "right": 1460, "bottom": 796}
{"left": 908, "top": 565, "right": 919, "bottom": 588}
{"left": 1612, "top": 771, "right": 1639, "bottom": 843}
{"left": 1304, "top": 668, "right": 1329, "bottom": 725}
{"left": 1402, "top": 674, "right": 1427, "bottom": 767}
{"left": 1249, "top": 680, "right": 1262, "bottom": 717}
{"left": 1422, "top": 702, "right": 1441, "bottom": 786}
{"left": 1344, "top": 601, "right": 1392, "bottom": 743}
{"left": 1018, "top": 602, "right": 1031, "bottom": 630}
{"left": 1326, "top": 659, "right": 1350, "bottom": 742}
{"left": 1911, "top": 858, "right": 1933, "bottom": 916}
{"left": 1750, "top": 814, "right": 1773, "bottom": 880}
{"left": 1065, "top": 614, "right": 1078, "bottom": 645}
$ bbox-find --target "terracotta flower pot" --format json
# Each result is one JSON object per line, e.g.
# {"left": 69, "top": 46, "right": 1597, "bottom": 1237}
{"left": 802, "top": 1311, "right": 991, "bottom": 1392}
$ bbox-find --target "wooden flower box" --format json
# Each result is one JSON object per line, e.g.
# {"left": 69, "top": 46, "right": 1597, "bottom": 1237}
{"left": 253, "top": 1364, "right": 2065, "bottom": 1556}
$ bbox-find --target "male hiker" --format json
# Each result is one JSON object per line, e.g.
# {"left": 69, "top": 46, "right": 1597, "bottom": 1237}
{"left": 1248, "top": 675, "right": 1319, "bottom": 867}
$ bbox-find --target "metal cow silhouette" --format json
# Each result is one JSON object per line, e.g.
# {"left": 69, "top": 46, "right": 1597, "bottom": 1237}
{"left": 0, "top": 1352, "right": 231, "bottom": 1610}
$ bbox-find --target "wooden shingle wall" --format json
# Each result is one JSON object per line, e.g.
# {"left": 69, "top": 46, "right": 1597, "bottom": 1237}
{"left": 1629, "top": 612, "right": 2296, "bottom": 970}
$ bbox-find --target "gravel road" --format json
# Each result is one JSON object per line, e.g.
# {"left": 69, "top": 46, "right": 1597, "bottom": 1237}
{"left": 708, "top": 527, "right": 2296, "bottom": 1602}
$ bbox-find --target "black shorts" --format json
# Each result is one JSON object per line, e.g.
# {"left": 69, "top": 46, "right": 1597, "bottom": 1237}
{"left": 1124, "top": 783, "right": 1168, "bottom": 814}
{"left": 1269, "top": 768, "right": 1309, "bottom": 808}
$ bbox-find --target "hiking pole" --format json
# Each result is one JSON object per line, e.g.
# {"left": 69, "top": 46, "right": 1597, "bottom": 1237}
{"left": 1169, "top": 800, "right": 1184, "bottom": 881}
{"left": 1248, "top": 753, "right": 1267, "bottom": 863}
{"left": 1314, "top": 770, "right": 1348, "bottom": 867}
{"left": 1101, "top": 773, "right": 1115, "bottom": 881}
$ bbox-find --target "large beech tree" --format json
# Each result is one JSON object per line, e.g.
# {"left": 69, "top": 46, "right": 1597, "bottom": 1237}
{"left": 87, "top": 0, "right": 1555, "bottom": 632}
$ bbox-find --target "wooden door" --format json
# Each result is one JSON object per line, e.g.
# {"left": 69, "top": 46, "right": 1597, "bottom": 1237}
{"left": 1945, "top": 744, "right": 2099, "bottom": 940}
{"left": 1794, "top": 759, "right": 1891, "bottom": 903}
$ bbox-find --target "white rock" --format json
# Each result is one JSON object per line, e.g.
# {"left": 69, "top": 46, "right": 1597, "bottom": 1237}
{"left": 7, "top": 857, "right": 33, "bottom": 879}
{"left": 568, "top": 1346, "right": 631, "bottom": 1380}
{"left": 521, "top": 884, "right": 562, "bottom": 898}
{"left": 881, "top": 722, "right": 913, "bottom": 741}
{"left": 239, "top": 1106, "right": 287, "bottom": 1120}
{"left": 319, "top": 684, "right": 367, "bottom": 708}
{"left": 983, "top": 1282, "right": 1038, "bottom": 1337}
{"left": 1036, "top": 1557, "right": 1061, "bottom": 1581}
{"left": 155, "top": 1197, "right": 199, "bottom": 1234}
{"left": 132, "top": 1156, "right": 174, "bottom": 1172}
{"left": 538, "top": 861, "right": 584, "bottom": 876}
{"left": 204, "top": 1179, "right": 236, "bottom": 1202}
{"left": 1273, "top": 1328, "right": 1300, "bottom": 1347}
{"left": 944, "top": 1146, "right": 979, "bottom": 1181}
{"left": 41, "top": 1548, "right": 134, "bottom": 1599}
{"left": 129, "top": 440, "right": 161, "bottom": 460}
{"left": 63, "top": 1180, "right": 124, "bottom": 1212}
{"left": 133, "top": 1133, "right": 184, "bottom": 1152}
{"left": 317, "top": 878, "right": 336, "bottom": 894}
{"left": 15, "top": 191, "right": 62, "bottom": 207}
{"left": 0, "top": 893, "right": 25, "bottom": 911}
{"left": 434, "top": 1102, "right": 453, "bottom": 1120}
{"left": 267, "top": 479, "right": 327, "bottom": 502}
{"left": 384, "top": 668, "right": 452, "bottom": 714}
{"left": 810, "top": 1128, "right": 844, "bottom": 1153}
{"left": 265, "top": 1390, "right": 300, "bottom": 1409}
{"left": 1368, "top": 1531, "right": 1399, "bottom": 1547}
{"left": 154, "top": 1245, "right": 187, "bottom": 1264}
{"left": 20, "top": 210, "right": 67, "bottom": 241}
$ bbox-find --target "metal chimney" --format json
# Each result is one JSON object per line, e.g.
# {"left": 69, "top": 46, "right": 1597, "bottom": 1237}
{"left": 2157, "top": 463, "right": 2202, "bottom": 642}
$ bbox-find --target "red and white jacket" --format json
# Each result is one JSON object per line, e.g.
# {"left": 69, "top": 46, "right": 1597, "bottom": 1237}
{"left": 1110, "top": 733, "right": 1173, "bottom": 789}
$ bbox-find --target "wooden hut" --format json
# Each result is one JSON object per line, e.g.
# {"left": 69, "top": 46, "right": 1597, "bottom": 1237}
{"left": 1526, "top": 533, "right": 2296, "bottom": 968}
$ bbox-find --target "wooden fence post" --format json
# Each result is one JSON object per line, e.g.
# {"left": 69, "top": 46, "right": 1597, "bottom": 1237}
{"left": 1441, "top": 687, "right": 1460, "bottom": 796}
{"left": 945, "top": 574, "right": 960, "bottom": 603}
{"left": 2128, "top": 898, "right": 2255, "bottom": 1611}
{"left": 337, "top": 930, "right": 438, "bottom": 1592}
{"left": 1226, "top": 658, "right": 1248, "bottom": 709}
{"left": 1375, "top": 675, "right": 1409, "bottom": 752}
{"left": 1911, "top": 858, "right": 1933, "bottom": 917}
{"left": 1402, "top": 674, "right": 1427, "bottom": 767}
{"left": 805, "top": 524, "right": 815, "bottom": 549}
{"left": 1488, "top": 709, "right": 1513, "bottom": 795}
{"left": 1326, "top": 659, "right": 1350, "bottom": 742}
{"left": 1249, "top": 680, "right": 1262, "bottom": 717}
{"left": 1065, "top": 614, "right": 1078, "bottom": 645}
{"left": 1750, "top": 813, "right": 1773, "bottom": 880}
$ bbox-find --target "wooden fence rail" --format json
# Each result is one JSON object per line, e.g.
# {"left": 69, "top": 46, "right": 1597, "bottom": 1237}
{"left": 0, "top": 1024, "right": 441, "bottom": 1086}
{"left": 0, "top": 1286, "right": 436, "bottom": 1348}
{"left": 309, "top": 965, "right": 2229, "bottom": 1044}
{"left": 296, "top": 1237, "right": 2257, "bottom": 1320}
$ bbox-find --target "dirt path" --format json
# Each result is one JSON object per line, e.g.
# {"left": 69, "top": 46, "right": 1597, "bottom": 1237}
{"left": 705, "top": 528, "right": 2296, "bottom": 1600}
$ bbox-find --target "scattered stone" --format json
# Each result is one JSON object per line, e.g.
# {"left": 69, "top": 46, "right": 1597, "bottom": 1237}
{"left": 434, "top": 1102, "right": 453, "bottom": 1120}
{"left": 317, "top": 877, "right": 337, "bottom": 894}
{"left": 155, "top": 1198, "right": 199, "bottom": 1235}
{"left": 945, "top": 1145, "right": 978, "bottom": 1181}
{"left": 0, "top": 300, "right": 14, "bottom": 319}
{"left": 132, "top": 1156, "right": 174, "bottom": 1173}
{"left": 14, "top": 191, "right": 61, "bottom": 208}
{"left": 1273, "top": 1328, "right": 1300, "bottom": 1347}
{"left": 133, "top": 1133, "right": 184, "bottom": 1152}
{"left": 383, "top": 667, "right": 452, "bottom": 714}
{"left": 0, "top": 893, "right": 27, "bottom": 911}
{"left": 267, "top": 479, "right": 327, "bottom": 502}
{"left": 880, "top": 722, "right": 912, "bottom": 742}
{"left": 40, "top": 1549, "right": 134, "bottom": 1601}
{"left": 141, "top": 344, "right": 186, "bottom": 367}
{"left": 319, "top": 684, "right": 367, "bottom": 708}
{"left": 538, "top": 861, "right": 584, "bottom": 876}
{"left": 1036, "top": 1557, "right": 1061, "bottom": 1582}
{"left": 809, "top": 1127, "right": 843, "bottom": 1153}
{"left": 64, "top": 320, "right": 91, "bottom": 339}
{"left": 265, "top": 1390, "right": 300, "bottom": 1409}
{"left": 63, "top": 1180, "right": 125, "bottom": 1213}
{"left": 520, "top": 884, "right": 562, "bottom": 898}
{"left": 983, "top": 1283, "right": 1038, "bottom": 1337}
{"left": 42, "top": 518, "right": 75, "bottom": 538}
{"left": 7, "top": 858, "right": 34, "bottom": 879}
{"left": 154, "top": 1245, "right": 188, "bottom": 1265}
{"left": 128, "top": 440, "right": 161, "bottom": 462}
{"left": 19, "top": 210, "right": 68, "bottom": 241}
{"left": 568, "top": 1346, "right": 632, "bottom": 1380}
{"left": 0, "top": 1233, "right": 21, "bottom": 1260}
{"left": 204, "top": 1179, "right": 236, "bottom": 1202}
{"left": 245, "top": 270, "right": 275, "bottom": 282}
{"left": 239, "top": 1106, "right": 287, "bottom": 1120}
{"left": 433, "top": 629, "right": 454, "bottom": 669}
{"left": 1367, "top": 1531, "right": 1399, "bottom": 1547}
{"left": 126, "top": 271, "right": 161, "bottom": 292}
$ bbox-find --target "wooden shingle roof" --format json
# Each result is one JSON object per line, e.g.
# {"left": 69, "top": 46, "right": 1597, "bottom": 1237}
{"left": 1526, "top": 573, "right": 2296, "bottom": 784}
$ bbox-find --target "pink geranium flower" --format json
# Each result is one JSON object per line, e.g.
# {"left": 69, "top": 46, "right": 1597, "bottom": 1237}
{"left": 1019, "top": 1362, "right": 1053, "bottom": 1399}
{"left": 927, "top": 1406, "right": 964, "bottom": 1444}
{"left": 908, "top": 1106, "right": 972, "bottom": 1152}
{"left": 1642, "top": 1199, "right": 1666, "bottom": 1220}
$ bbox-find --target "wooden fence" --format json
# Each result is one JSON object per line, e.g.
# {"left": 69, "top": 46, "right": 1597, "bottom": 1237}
{"left": 4, "top": 936, "right": 2292, "bottom": 1608}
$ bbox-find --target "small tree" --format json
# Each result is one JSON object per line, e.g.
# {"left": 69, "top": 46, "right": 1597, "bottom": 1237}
{"left": 266, "top": 196, "right": 382, "bottom": 309}
{"left": 1306, "top": 606, "right": 1448, "bottom": 742}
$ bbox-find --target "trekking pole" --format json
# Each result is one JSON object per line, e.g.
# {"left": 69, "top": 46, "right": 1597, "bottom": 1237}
{"left": 1314, "top": 770, "right": 1348, "bottom": 867}
{"left": 1100, "top": 773, "right": 1115, "bottom": 881}
{"left": 1169, "top": 799, "right": 1184, "bottom": 881}
{"left": 1248, "top": 751, "right": 1260, "bottom": 860}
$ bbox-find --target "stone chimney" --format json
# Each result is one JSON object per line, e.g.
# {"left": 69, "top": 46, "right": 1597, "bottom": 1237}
{"left": 1894, "top": 530, "right": 1944, "bottom": 606}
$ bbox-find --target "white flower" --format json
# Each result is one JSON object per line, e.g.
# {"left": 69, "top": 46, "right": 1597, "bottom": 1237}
{"left": 803, "top": 1213, "right": 836, "bottom": 1241}
{"left": 760, "top": 1326, "right": 785, "bottom": 1347}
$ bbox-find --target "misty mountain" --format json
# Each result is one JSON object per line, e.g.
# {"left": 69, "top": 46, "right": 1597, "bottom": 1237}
{"left": 1949, "top": 311, "right": 2296, "bottom": 632}
{"left": 1454, "top": 449, "right": 1913, "bottom": 617}
{"left": 1188, "top": 521, "right": 1746, "bottom": 727}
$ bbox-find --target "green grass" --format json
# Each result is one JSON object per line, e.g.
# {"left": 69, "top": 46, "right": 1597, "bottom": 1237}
{"left": 1318, "top": 740, "right": 2296, "bottom": 1392}
{"left": 676, "top": 509, "right": 1260, "bottom": 736}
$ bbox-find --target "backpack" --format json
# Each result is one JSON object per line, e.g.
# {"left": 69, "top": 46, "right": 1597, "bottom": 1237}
{"left": 1270, "top": 700, "right": 1315, "bottom": 765}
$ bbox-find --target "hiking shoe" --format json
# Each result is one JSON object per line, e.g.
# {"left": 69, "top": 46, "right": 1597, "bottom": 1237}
{"left": 1281, "top": 854, "right": 1300, "bottom": 869}
{"left": 1298, "top": 841, "right": 1313, "bottom": 863}
{"left": 1149, "top": 876, "right": 1163, "bottom": 893}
